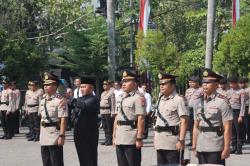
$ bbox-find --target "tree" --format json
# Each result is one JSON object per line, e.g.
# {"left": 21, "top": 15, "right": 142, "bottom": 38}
{"left": 135, "top": 30, "right": 180, "bottom": 78}
{"left": 51, "top": 13, "right": 108, "bottom": 79}
{"left": 214, "top": 14, "right": 250, "bottom": 76}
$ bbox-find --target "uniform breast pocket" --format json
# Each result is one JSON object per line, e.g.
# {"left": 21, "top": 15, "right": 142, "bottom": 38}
{"left": 104, "top": 99, "right": 109, "bottom": 105}
{"left": 169, "top": 109, "right": 178, "bottom": 116}
{"left": 206, "top": 109, "right": 219, "bottom": 120}
{"left": 49, "top": 105, "right": 58, "bottom": 116}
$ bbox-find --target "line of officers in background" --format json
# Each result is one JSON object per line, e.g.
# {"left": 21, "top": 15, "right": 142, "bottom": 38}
{"left": 0, "top": 79, "right": 45, "bottom": 141}
{"left": 97, "top": 68, "right": 250, "bottom": 166}
{"left": 0, "top": 67, "right": 249, "bottom": 166}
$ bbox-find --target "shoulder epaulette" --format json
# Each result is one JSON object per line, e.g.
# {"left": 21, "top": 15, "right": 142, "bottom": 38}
{"left": 55, "top": 93, "right": 63, "bottom": 99}
{"left": 217, "top": 93, "right": 226, "bottom": 99}
{"left": 135, "top": 90, "right": 144, "bottom": 97}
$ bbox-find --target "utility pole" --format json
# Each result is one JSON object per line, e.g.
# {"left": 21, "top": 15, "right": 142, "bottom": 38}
{"left": 129, "top": 0, "right": 134, "bottom": 67}
{"left": 107, "top": 0, "right": 116, "bottom": 80}
{"left": 205, "top": 0, "right": 216, "bottom": 69}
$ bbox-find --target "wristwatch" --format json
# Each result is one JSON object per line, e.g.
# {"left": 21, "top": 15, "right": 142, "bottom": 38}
{"left": 178, "top": 139, "right": 185, "bottom": 144}
{"left": 59, "top": 134, "right": 65, "bottom": 138}
{"left": 136, "top": 137, "right": 143, "bottom": 141}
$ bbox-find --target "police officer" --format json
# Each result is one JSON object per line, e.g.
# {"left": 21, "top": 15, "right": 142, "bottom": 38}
{"left": 154, "top": 72, "right": 189, "bottom": 165}
{"left": 25, "top": 81, "right": 43, "bottom": 141}
{"left": 74, "top": 78, "right": 99, "bottom": 166}
{"left": 100, "top": 80, "right": 115, "bottom": 146}
{"left": 239, "top": 78, "right": 250, "bottom": 143}
{"left": 11, "top": 81, "right": 21, "bottom": 134}
{"left": 0, "top": 78, "right": 15, "bottom": 139}
{"left": 227, "top": 76, "right": 246, "bottom": 154}
{"left": 113, "top": 69, "right": 146, "bottom": 166}
{"left": 39, "top": 72, "right": 68, "bottom": 166}
{"left": 192, "top": 69, "right": 232, "bottom": 165}
{"left": 185, "top": 75, "right": 202, "bottom": 145}
{"left": 218, "top": 77, "right": 228, "bottom": 96}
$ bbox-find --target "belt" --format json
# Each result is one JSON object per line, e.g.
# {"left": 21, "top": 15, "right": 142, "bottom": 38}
{"left": 199, "top": 126, "right": 221, "bottom": 132}
{"left": 100, "top": 106, "right": 111, "bottom": 109}
{"left": 154, "top": 125, "right": 179, "bottom": 132}
{"left": 27, "top": 104, "right": 39, "bottom": 107}
{"left": 154, "top": 125, "right": 179, "bottom": 135}
{"left": 0, "top": 101, "right": 9, "bottom": 105}
{"left": 41, "top": 121, "right": 58, "bottom": 127}
{"left": 117, "top": 120, "right": 136, "bottom": 126}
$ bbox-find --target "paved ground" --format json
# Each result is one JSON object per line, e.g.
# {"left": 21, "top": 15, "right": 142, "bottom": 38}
{"left": 0, "top": 127, "right": 250, "bottom": 166}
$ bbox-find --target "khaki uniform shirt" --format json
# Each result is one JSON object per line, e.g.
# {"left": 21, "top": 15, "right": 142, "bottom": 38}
{"left": 194, "top": 92, "right": 233, "bottom": 152}
{"left": 243, "top": 87, "right": 249, "bottom": 107}
{"left": 114, "top": 90, "right": 146, "bottom": 145}
{"left": 0, "top": 88, "right": 15, "bottom": 113}
{"left": 154, "top": 91, "right": 189, "bottom": 150}
{"left": 100, "top": 88, "right": 116, "bottom": 114}
{"left": 217, "top": 88, "right": 228, "bottom": 97}
{"left": 25, "top": 89, "right": 43, "bottom": 113}
{"left": 39, "top": 93, "right": 68, "bottom": 146}
{"left": 227, "top": 88, "right": 246, "bottom": 116}
{"left": 246, "top": 87, "right": 250, "bottom": 113}
{"left": 12, "top": 89, "right": 21, "bottom": 111}
{"left": 185, "top": 87, "right": 203, "bottom": 108}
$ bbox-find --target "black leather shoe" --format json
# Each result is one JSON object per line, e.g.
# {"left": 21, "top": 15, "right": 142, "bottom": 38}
{"left": 230, "top": 147, "right": 237, "bottom": 154}
{"left": 0, "top": 135, "right": 7, "bottom": 139}
{"left": 101, "top": 141, "right": 107, "bottom": 145}
{"left": 28, "top": 137, "right": 35, "bottom": 141}
{"left": 235, "top": 148, "right": 242, "bottom": 155}
{"left": 105, "top": 141, "right": 112, "bottom": 146}
{"left": 34, "top": 137, "right": 39, "bottom": 142}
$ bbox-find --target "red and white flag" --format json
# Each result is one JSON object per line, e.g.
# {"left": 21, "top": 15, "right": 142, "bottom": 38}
{"left": 232, "top": 0, "right": 240, "bottom": 27}
{"left": 139, "top": 0, "right": 151, "bottom": 35}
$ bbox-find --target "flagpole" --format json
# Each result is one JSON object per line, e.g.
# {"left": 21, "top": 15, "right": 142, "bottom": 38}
{"left": 129, "top": 0, "right": 134, "bottom": 67}
{"left": 205, "top": 0, "right": 216, "bottom": 69}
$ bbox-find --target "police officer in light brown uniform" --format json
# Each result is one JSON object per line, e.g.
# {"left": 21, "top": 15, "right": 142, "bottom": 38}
{"left": 11, "top": 81, "right": 21, "bottom": 134}
{"left": 39, "top": 72, "right": 68, "bottom": 166}
{"left": 25, "top": 81, "right": 44, "bottom": 141}
{"left": 185, "top": 75, "right": 202, "bottom": 145}
{"left": 0, "top": 78, "right": 15, "bottom": 139}
{"left": 217, "top": 77, "right": 228, "bottom": 97}
{"left": 192, "top": 68, "right": 232, "bottom": 165}
{"left": 113, "top": 69, "right": 146, "bottom": 166}
{"left": 100, "top": 80, "right": 116, "bottom": 145}
{"left": 154, "top": 72, "right": 189, "bottom": 165}
{"left": 227, "top": 76, "right": 246, "bottom": 154}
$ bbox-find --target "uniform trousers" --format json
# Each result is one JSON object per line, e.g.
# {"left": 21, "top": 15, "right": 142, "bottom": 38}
{"left": 29, "top": 112, "right": 40, "bottom": 138}
{"left": 101, "top": 114, "right": 114, "bottom": 142}
{"left": 13, "top": 109, "right": 20, "bottom": 133}
{"left": 197, "top": 152, "right": 225, "bottom": 165}
{"left": 116, "top": 145, "right": 141, "bottom": 166}
{"left": 41, "top": 145, "right": 64, "bottom": 166}
{"left": 243, "top": 106, "right": 250, "bottom": 141}
{"left": 1, "top": 111, "right": 14, "bottom": 137}
{"left": 156, "top": 149, "right": 183, "bottom": 165}
{"left": 143, "top": 115, "right": 149, "bottom": 139}
{"left": 232, "top": 109, "right": 244, "bottom": 147}
{"left": 189, "top": 107, "right": 194, "bottom": 143}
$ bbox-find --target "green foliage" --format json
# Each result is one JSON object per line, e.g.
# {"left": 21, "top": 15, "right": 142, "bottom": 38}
{"left": 52, "top": 14, "right": 108, "bottom": 78}
{"left": 1, "top": 39, "right": 47, "bottom": 86}
{"left": 214, "top": 14, "right": 250, "bottom": 76}
{"left": 135, "top": 30, "right": 179, "bottom": 78}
